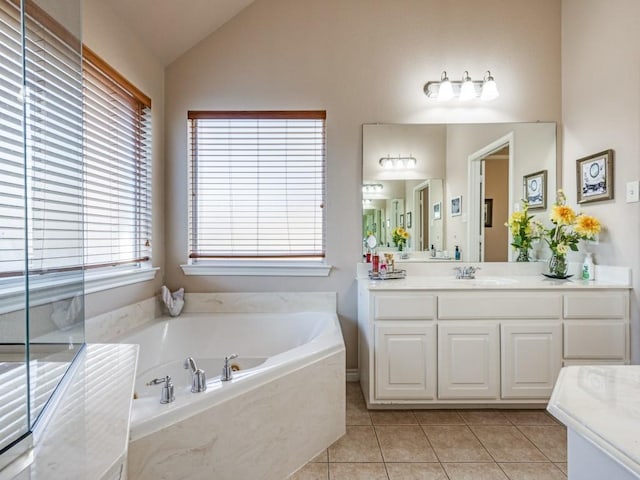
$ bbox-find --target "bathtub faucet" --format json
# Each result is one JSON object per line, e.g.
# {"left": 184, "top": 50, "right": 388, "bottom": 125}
{"left": 184, "top": 357, "right": 207, "bottom": 393}
{"left": 146, "top": 375, "right": 175, "bottom": 404}
{"left": 221, "top": 354, "right": 239, "bottom": 381}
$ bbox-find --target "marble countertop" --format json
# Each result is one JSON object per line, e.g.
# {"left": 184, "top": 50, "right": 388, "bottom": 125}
{"left": 356, "top": 262, "right": 631, "bottom": 291}
{"left": 548, "top": 366, "right": 640, "bottom": 475}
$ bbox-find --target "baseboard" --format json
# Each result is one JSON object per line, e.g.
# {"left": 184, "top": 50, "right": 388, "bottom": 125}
{"left": 346, "top": 368, "right": 359, "bottom": 382}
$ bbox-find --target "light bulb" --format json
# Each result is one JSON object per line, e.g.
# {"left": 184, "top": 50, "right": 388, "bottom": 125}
{"left": 459, "top": 71, "right": 475, "bottom": 101}
{"left": 437, "top": 71, "right": 454, "bottom": 101}
{"left": 481, "top": 71, "right": 499, "bottom": 101}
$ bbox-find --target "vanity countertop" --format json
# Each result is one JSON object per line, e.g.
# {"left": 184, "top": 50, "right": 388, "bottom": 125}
{"left": 356, "top": 262, "right": 631, "bottom": 290}
{"left": 547, "top": 366, "right": 640, "bottom": 476}
{"left": 362, "top": 274, "right": 631, "bottom": 290}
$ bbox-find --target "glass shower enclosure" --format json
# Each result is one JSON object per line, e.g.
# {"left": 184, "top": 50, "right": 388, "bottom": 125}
{"left": 0, "top": 0, "right": 84, "bottom": 464}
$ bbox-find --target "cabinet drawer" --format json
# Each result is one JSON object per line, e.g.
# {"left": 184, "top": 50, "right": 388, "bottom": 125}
{"left": 438, "top": 293, "right": 562, "bottom": 319}
{"left": 374, "top": 294, "right": 436, "bottom": 320}
{"left": 564, "top": 321, "right": 626, "bottom": 359}
{"left": 563, "top": 293, "right": 627, "bottom": 319}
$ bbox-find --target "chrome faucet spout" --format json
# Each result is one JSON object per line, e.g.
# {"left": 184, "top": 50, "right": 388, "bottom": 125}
{"left": 221, "top": 354, "right": 239, "bottom": 381}
{"left": 184, "top": 356, "right": 207, "bottom": 393}
{"left": 454, "top": 265, "right": 480, "bottom": 279}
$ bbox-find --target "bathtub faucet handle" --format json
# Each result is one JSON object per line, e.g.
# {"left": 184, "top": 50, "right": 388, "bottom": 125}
{"left": 146, "top": 375, "right": 175, "bottom": 404}
{"left": 221, "top": 354, "right": 239, "bottom": 381}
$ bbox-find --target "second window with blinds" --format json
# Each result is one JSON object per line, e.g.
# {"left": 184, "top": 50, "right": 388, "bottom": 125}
{"left": 186, "top": 111, "right": 328, "bottom": 276}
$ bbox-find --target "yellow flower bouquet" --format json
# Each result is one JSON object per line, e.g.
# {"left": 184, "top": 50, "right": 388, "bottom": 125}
{"left": 542, "top": 190, "right": 601, "bottom": 277}
{"left": 392, "top": 226, "right": 409, "bottom": 251}
{"left": 505, "top": 200, "right": 541, "bottom": 261}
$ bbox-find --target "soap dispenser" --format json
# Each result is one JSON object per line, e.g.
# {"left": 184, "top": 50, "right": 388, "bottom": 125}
{"left": 454, "top": 245, "right": 461, "bottom": 261}
{"left": 582, "top": 252, "right": 595, "bottom": 280}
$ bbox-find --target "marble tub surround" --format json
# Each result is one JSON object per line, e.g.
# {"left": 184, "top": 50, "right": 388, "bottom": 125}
{"left": 128, "top": 348, "right": 345, "bottom": 480}
{"left": 85, "top": 296, "right": 160, "bottom": 342}
{"left": 4, "top": 344, "right": 138, "bottom": 480}
{"left": 548, "top": 365, "right": 640, "bottom": 478}
{"left": 182, "top": 291, "right": 337, "bottom": 314}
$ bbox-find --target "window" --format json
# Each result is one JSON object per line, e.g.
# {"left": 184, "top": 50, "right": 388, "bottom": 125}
{"left": 187, "top": 111, "right": 326, "bottom": 270}
{"left": 0, "top": 0, "right": 152, "bottom": 292}
{"left": 83, "top": 47, "right": 152, "bottom": 271}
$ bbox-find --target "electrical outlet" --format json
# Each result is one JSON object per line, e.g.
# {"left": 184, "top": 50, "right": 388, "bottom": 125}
{"left": 626, "top": 180, "right": 639, "bottom": 203}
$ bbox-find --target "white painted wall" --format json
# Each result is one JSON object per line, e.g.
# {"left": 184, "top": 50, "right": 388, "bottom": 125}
{"left": 562, "top": 0, "right": 640, "bottom": 362}
{"left": 164, "top": 0, "right": 561, "bottom": 369}
{"left": 82, "top": 0, "right": 165, "bottom": 318}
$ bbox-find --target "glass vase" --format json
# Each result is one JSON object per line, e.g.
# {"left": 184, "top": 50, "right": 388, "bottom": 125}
{"left": 548, "top": 252, "right": 568, "bottom": 278}
{"left": 516, "top": 248, "right": 529, "bottom": 262}
{"left": 397, "top": 242, "right": 404, "bottom": 252}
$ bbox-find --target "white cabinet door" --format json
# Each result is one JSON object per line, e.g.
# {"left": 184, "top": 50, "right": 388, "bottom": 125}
{"left": 375, "top": 322, "right": 436, "bottom": 400}
{"left": 438, "top": 324, "right": 499, "bottom": 399}
{"left": 501, "top": 323, "right": 562, "bottom": 399}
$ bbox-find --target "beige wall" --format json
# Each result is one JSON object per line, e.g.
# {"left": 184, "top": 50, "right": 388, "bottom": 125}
{"left": 82, "top": 0, "right": 165, "bottom": 318}
{"left": 562, "top": 0, "right": 640, "bottom": 362}
{"left": 164, "top": 0, "right": 561, "bottom": 369}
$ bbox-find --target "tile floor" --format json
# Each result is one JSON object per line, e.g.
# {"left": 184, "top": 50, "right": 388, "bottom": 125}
{"left": 290, "top": 382, "right": 567, "bottom": 480}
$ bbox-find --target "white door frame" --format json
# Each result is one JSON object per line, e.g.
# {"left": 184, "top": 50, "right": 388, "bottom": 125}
{"left": 467, "top": 132, "right": 515, "bottom": 262}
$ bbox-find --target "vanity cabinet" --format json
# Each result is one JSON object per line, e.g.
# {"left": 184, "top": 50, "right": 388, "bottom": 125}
{"left": 357, "top": 282, "right": 629, "bottom": 407}
{"left": 437, "top": 323, "right": 499, "bottom": 399}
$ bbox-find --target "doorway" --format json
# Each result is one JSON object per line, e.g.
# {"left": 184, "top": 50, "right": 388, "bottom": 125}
{"left": 467, "top": 133, "right": 514, "bottom": 262}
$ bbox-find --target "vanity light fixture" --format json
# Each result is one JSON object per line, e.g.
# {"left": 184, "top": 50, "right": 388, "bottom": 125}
{"left": 379, "top": 155, "right": 417, "bottom": 169}
{"left": 424, "top": 70, "right": 499, "bottom": 101}
{"left": 362, "top": 183, "right": 384, "bottom": 193}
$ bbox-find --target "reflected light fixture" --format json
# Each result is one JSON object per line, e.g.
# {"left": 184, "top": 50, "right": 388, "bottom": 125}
{"left": 424, "top": 70, "right": 499, "bottom": 101}
{"left": 379, "top": 155, "right": 417, "bottom": 169}
{"left": 362, "top": 183, "right": 383, "bottom": 193}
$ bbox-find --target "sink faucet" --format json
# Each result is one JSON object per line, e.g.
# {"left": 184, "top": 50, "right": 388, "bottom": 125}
{"left": 184, "top": 357, "right": 207, "bottom": 393}
{"left": 454, "top": 266, "right": 479, "bottom": 279}
{"left": 221, "top": 354, "right": 239, "bottom": 381}
{"left": 146, "top": 375, "right": 175, "bottom": 403}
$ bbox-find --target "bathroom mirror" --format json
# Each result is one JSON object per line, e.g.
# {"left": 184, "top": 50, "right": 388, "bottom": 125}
{"left": 363, "top": 122, "right": 557, "bottom": 261}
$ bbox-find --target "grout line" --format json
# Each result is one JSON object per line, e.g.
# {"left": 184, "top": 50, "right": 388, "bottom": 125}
{"left": 513, "top": 424, "right": 560, "bottom": 463}
{"left": 371, "top": 426, "right": 391, "bottom": 480}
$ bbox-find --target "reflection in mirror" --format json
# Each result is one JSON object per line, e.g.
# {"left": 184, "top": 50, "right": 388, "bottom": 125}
{"left": 362, "top": 122, "right": 556, "bottom": 262}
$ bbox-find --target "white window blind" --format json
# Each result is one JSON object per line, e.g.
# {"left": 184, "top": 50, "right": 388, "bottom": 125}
{"left": 0, "top": 0, "right": 84, "bottom": 277}
{"left": 83, "top": 47, "right": 152, "bottom": 269}
{"left": 188, "top": 111, "right": 326, "bottom": 260}
{"left": 0, "top": 1, "right": 25, "bottom": 276}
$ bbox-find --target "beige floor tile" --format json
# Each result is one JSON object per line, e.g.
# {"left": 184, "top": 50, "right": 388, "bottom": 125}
{"left": 329, "top": 462, "right": 388, "bottom": 480}
{"left": 386, "top": 462, "right": 448, "bottom": 480}
{"left": 470, "top": 426, "right": 547, "bottom": 462}
{"left": 413, "top": 410, "right": 465, "bottom": 425}
{"left": 370, "top": 410, "right": 418, "bottom": 425}
{"left": 499, "top": 462, "right": 567, "bottom": 479}
{"left": 288, "top": 462, "right": 329, "bottom": 480}
{"left": 422, "top": 425, "right": 493, "bottom": 462}
{"left": 459, "top": 409, "right": 512, "bottom": 425}
{"left": 517, "top": 425, "right": 567, "bottom": 462}
{"left": 502, "top": 410, "right": 559, "bottom": 426}
{"left": 346, "top": 383, "right": 372, "bottom": 425}
{"left": 376, "top": 425, "right": 438, "bottom": 462}
{"left": 310, "top": 449, "right": 328, "bottom": 462}
{"left": 554, "top": 463, "right": 568, "bottom": 474}
{"left": 443, "top": 462, "right": 508, "bottom": 480}
{"left": 328, "top": 426, "right": 383, "bottom": 462}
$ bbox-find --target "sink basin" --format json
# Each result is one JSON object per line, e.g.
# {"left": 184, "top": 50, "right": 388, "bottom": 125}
{"left": 457, "top": 277, "right": 519, "bottom": 286}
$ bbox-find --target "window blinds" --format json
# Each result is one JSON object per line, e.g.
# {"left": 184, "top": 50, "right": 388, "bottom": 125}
{"left": 0, "top": 0, "right": 84, "bottom": 277}
{"left": 82, "top": 48, "right": 152, "bottom": 269}
{"left": 188, "top": 111, "right": 326, "bottom": 259}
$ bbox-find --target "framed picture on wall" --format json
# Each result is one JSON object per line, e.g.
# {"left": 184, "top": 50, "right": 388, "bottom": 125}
{"left": 450, "top": 196, "right": 461, "bottom": 217}
{"left": 484, "top": 198, "right": 493, "bottom": 227}
{"left": 577, "top": 149, "right": 614, "bottom": 203}
{"left": 406, "top": 211, "right": 412, "bottom": 228}
{"left": 433, "top": 201, "right": 441, "bottom": 220}
{"left": 399, "top": 214, "right": 404, "bottom": 227}
{"left": 524, "top": 170, "right": 547, "bottom": 209}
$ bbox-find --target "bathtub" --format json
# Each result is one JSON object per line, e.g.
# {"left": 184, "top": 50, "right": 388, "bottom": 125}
{"left": 120, "top": 309, "right": 345, "bottom": 480}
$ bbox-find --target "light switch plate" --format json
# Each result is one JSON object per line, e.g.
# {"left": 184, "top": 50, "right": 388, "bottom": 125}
{"left": 626, "top": 180, "right": 639, "bottom": 203}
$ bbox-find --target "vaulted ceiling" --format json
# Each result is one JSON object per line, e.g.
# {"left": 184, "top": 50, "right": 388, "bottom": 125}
{"left": 105, "top": 0, "right": 255, "bottom": 66}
